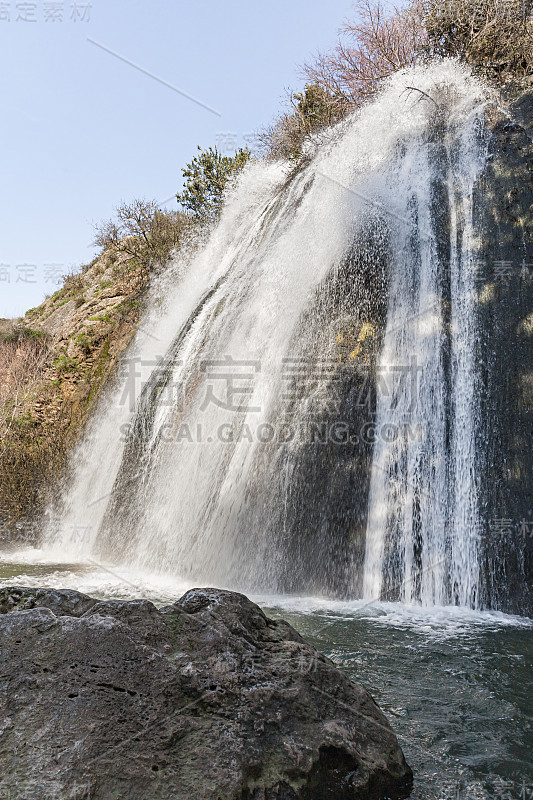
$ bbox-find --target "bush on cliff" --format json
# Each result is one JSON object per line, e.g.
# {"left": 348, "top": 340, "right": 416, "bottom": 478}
{"left": 259, "top": 83, "right": 348, "bottom": 160}
{"left": 176, "top": 146, "right": 251, "bottom": 218}
{"left": 422, "top": 0, "right": 533, "bottom": 79}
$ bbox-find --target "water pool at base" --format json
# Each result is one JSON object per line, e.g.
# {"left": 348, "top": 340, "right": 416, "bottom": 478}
{"left": 1, "top": 554, "right": 531, "bottom": 800}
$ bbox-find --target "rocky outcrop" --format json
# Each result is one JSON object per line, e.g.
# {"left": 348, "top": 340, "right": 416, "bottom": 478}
{"left": 0, "top": 251, "right": 146, "bottom": 538}
{"left": 0, "top": 586, "right": 413, "bottom": 800}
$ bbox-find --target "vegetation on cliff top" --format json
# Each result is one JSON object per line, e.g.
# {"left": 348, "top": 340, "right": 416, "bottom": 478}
{"left": 261, "top": 0, "right": 533, "bottom": 159}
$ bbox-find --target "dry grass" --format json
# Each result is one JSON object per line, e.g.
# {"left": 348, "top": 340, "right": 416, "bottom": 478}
{"left": 0, "top": 331, "right": 56, "bottom": 529}
{"left": 0, "top": 332, "right": 50, "bottom": 424}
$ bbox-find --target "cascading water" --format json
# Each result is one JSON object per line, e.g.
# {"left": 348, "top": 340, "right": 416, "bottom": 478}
{"left": 362, "top": 92, "right": 489, "bottom": 608}
{"left": 45, "top": 61, "right": 492, "bottom": 608}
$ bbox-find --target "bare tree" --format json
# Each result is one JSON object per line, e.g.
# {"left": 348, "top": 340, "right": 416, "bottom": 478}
{"left": 303, "top": 0, "right": 427, "bottom": 110}
{"left": 93, "top": 200, "right": 189, "bottom": 283}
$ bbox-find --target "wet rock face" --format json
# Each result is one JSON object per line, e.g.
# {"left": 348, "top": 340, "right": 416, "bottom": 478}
{"left": 474, "top": 88, "right": 533, "bottom": 614}
{"left": 0, "top": 586, "right": 412, "bottom": 800}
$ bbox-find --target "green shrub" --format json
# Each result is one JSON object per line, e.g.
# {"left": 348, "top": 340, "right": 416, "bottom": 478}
{"left": 260, "top": 84, "right": 346, "bottom": 160}
{"left": 53, "top": 354, "right": 79, "bottom": 374}
{"left": 75, "top": 333, "right": 94, "bottom": 356}
{"left": 176, "top": 146, "right": 251, "bottom": 219}
{"left": 0, "top": 327, "right": 47, "bottom": 345}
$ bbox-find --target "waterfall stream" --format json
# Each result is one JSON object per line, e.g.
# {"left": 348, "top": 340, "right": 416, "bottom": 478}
{"left": 362, "top": 94, "right": 488, "bottom": 607}
{"left": 45, "top": 62, "right": 491, "bottom": 608}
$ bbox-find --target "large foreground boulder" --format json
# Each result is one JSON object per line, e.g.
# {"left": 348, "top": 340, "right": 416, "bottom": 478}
{"left": 0, "top": 587, "right": 412, "bottom": 799}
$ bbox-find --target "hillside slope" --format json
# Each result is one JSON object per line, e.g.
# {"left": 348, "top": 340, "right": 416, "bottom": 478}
{"left": 0, "top": 251, "right": 149, "bottom": 540}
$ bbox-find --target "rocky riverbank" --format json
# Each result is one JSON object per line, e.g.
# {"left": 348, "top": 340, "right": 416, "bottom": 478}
{"left": 0, "top": 586, "right": 413, "bottom": 800}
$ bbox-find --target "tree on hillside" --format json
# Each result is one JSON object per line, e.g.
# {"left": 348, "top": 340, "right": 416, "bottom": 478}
{"left": 259, "top": 83, "right": 347, "bottom": 160}
{"left": 176, "top": 146, "right": 251, "bottom": 219}
{"left": 93, "top": 199, "right": 188, "bottom": 283}
{"left": 303, "top": 0, "right": 426, "bottom": 109}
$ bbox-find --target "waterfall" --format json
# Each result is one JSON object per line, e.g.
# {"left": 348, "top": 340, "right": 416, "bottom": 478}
{"left": 362, "top": 100, "right": 488, "bottom": 607}
{"left": 45, "top": 61, "right": 491, "bottom": 607}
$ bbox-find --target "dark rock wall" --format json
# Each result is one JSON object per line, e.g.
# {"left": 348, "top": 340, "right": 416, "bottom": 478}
{"left": 474, "top": 94, "right": 533, "bottom": 614}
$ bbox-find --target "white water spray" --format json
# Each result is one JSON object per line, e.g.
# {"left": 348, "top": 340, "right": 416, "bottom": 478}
{"left": 45, "top": 62, "right": 490, "bottom": 607}
{"left": 362, "top": 97, "right": 488, "bottom": 607}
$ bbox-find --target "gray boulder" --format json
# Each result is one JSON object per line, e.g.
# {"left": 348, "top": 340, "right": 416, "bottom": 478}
{"left": 0, "top": 586, "right": 412, "bottom": 799}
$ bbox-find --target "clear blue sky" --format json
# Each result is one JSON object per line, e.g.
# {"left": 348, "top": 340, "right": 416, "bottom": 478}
{"left": 0, "top": 0, "right": 356, "bottom": 318}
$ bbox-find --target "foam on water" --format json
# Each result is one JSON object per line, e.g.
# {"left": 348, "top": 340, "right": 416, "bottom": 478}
{"left": 2, "top": 551, "right": 530, "bottom": 639}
